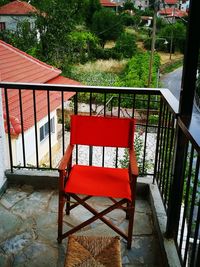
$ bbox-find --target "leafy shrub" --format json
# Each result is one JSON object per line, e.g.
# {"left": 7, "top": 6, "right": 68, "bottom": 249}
{"left": 143, "top": 37, "right": 168, "bottom": 52}
{"left": 115, "top": 51, "right": 160, "bottom": 88}
{"left": 92, "top": 8, "right": 123, "bottom": 47}
{"left": 67, "top": 30, "right": 99, "bottom": 63}
{"left": 115, "top": 32, "right": 137, "bottom": 58}
{"left": 91, "top": 47, "right": 122, "bottom": 60}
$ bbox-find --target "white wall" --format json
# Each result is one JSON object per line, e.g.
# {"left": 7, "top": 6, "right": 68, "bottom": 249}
{"left": 134, "top": 0, "right": 149, "bottom": 10}
{"left": 0, "top": 15, "right": 36, "bottom": 31}
{"left": 0, "top": 89, "right": 8, "bottom": 190}
{"left": 11, "top": 110, "right": 58, "bottom": 167}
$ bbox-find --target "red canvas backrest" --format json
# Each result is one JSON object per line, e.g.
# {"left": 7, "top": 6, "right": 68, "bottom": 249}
{"left": 70, "top": 115, "right": 135, "bottom": 148}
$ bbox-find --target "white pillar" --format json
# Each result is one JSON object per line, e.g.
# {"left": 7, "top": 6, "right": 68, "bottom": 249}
{"left": 0, "top": 88, "right": 8, "bottom": 190}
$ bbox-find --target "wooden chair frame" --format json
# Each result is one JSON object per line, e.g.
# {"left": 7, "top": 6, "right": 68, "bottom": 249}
{"left": 57, "top": 116, "right": 138, "bottom": 249}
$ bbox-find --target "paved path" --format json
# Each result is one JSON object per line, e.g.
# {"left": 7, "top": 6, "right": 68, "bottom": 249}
{"left": 161, "top": 66, "right": 200, "bottom": 124}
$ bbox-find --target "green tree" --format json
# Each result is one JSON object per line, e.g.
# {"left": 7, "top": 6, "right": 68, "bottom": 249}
{"left": 12, "top": 20, "right": 38, "bottom": 55}
{"left": 115, "top": 32, "right": 137, "bottom": 58}
{"left": 35, "top": 0, "right": 88, "bottom": 64}
{"left": 123, "top": 0, "right": 135, "bottom": 11}
{"left": 0, "top": 0, "right": 9, "bottom": 6}
{"left": 85, "top": 0, "right": 102, "bottom": 27}
{"left": 158, "top": 21, "right": 186, "bottom": 53}
{"left": 91, "top": 8, "right": 123, "bottom": 47}
{"left": 67, "top": 30, "right": 99, "bottom": 63}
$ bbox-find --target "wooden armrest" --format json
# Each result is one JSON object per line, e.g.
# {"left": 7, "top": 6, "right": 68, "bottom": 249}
{"left": 58, "top": 144, "right": 74, "bottom": 171}
{"left": 129, "top": 148, "right": 139, "bottom": 177}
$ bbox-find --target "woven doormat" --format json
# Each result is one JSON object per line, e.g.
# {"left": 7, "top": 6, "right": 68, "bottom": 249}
{"left": 65, "top": 235, "right": 122, "bottom": 267}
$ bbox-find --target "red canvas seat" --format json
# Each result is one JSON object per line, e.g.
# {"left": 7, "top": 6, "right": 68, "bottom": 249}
{"left": 58, "top": 115, "right": 138, "bottom": 249}
{"left": 65, "top": 165, "right": 132, "bottom": 200}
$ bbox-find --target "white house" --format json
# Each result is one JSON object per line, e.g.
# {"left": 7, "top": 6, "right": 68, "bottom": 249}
{"left": 0, "top": 0, "right": 38, "bottom": 31}
{"left": 0, "top": 40, "right": 80, "bottom": 167}
{"left": 134, "top": 0, "right": 149, "bottom": 10}
{"left": 179, "top": 0, "right": 190, "bottom": 12}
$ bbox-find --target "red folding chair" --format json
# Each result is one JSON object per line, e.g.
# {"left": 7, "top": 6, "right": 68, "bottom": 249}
{"left": 58, "top": 115, "right": 138, "bottom": 249}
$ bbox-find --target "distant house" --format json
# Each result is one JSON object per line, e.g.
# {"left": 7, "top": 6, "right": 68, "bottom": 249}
{"left": 162, "top": 0, "right": 178, "bottom": 8}
{"left": 134, "top": 0, "right": 149, "bottom": 10}
{"left": 157, "top": 7, "right": 187, "bottom": 22}
{"left": 0, "top": 0, "right": 38, "bottom": 31}
{"left": 0, "top": 40, "right": 80, "bottom": 166}
{"left": 180, "top": 0, "right": 190, "bottom": 12}
{"left": 100, "top": 0, "right": 120, "bottom": 11}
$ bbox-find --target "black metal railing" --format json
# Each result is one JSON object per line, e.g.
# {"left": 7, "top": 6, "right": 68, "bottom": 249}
{"left": 1, "top": 82, "right": 167, "bottom": 176}
{"left": 154, "top": 94, "right": 178, "bottom": 210}
{"left": 172, "top": 118, "right": 200, "bottom": 266}
{"left": 1, "top": 82, "right": 200, "bottom": 266}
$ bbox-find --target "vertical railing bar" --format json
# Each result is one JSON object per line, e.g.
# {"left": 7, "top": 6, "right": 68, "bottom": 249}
{"left": 102, "top": 93, "right": 107, "bottom": 167}
{"left": 160, "top": 106, "right": 170, "bottom": 197}
{"left": 4, "top": 88, "right": 14, "bottom": 172}
{"left": 61, "top": 91, "right": 65, "bottom": 155}
{"left": 163, "top": 111, "right": 172, "bottom": 203}
{"left": 132, "top": 94, "right": 136, "bottom": 118}
{"left": 115, "top": 94, "right": 121, "bottom": 168}
{"left": 33, "top": 90, "right": 39, "bottom": 168}
{"left": 183, "top": 155, "right": 200, "bottom": 266}
{"left": 74, "top": 94, "right": 78, "bottom": 164}
{"left": 47, "top": 90, "right": 52, "bottom": 169}
{"left": 190, "top": 198, "right": 200, "bottom": 266}
{"left": 18, "top": 89, "right": 26, "bottom": 167}
{"left": 157, "top": 102, "right": 166, "bottom": 189}
{"left": 153, "top": 96, "right": 163, "bottom": 184}
{"left": 178, "top": 146, "right": 194, "bottom": 255}
{"left": 164, "top": 115, "right": 175, "bottom": 207}
{"left": 89, "top": 92, "right": 93, "bottom": 166}
{"left": 196, "top": 235, "right": 200, "bottom": 265}
{"left": 142, "top": 94, "right": 150, "bottom": 174}
{"left": 89, "top": 92, "right": 92, "bottom": 116}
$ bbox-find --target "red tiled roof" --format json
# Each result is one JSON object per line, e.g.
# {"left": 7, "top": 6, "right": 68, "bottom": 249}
{"left": 0, "top": 41, "right": 79, "bottom": 135}
{"left": 0, "top": 41, "right": 61, "bottom": 83}
{"left": 100, "top": 0, "right": 118, "bottom": 7}
{"left": 164, "top": 0, "right": 178, "bottom": 4}
{"left": 159, "top": 8, "right": 187, "bottom": 17}
{"left": 0, "top": 0, "right": 37, "bottom": 15}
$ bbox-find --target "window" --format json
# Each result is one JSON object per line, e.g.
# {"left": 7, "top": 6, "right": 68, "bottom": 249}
{"left": 0, "top": 22, "right": 5, "bottom": 31}
{"left": 40, "top": 117, "right": 55, "bottom": 142}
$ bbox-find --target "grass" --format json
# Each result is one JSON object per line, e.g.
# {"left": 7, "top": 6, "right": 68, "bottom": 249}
{"left": 73, "top": 59, "right": 128, "bottom": 74}
{"left": 160, "top": 58, "right": 183, "bottom": 74}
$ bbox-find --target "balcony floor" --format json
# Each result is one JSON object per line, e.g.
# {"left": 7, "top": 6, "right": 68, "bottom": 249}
{"left": 0, "top": 184, "right": 163, "bottom": 267}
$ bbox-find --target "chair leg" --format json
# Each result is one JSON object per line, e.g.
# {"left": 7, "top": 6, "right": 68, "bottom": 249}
{"left": 126, "top": 202, "right": 130, "bottom": 219}
{"left": 65, "top": 194, "right": 70, "bottom": 215}
{"left": 57, "top": 192, "right": 65, "bottom": 243}
{"left": 127, "top": 205, "right": 135, "bottom": 249}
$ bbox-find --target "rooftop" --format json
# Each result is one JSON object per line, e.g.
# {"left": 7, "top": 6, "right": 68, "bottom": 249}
{"left": 0, "top": 0, "right": 38, "bottom": 15}
{"left": 0, "top": 41, "right": 79, "bottom": 135}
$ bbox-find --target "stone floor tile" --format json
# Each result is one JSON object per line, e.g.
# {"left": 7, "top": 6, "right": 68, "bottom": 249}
{"left": 1, "top": 231, "right": 35, "bottom": 255}
{"left": 0, "top": 206, "right": 22, "bottom": 243}
{"left": 122, "top": 236, "right": 162, "bottom": 266}
{"left": 11, "top": 190, "right": 54, "bottom": 219}
{"left": 135, "top": 199, "right": 152, "bottom": 214}
{"left": 13, "top": 241, "right": 62, "bottom": 267}
{"left": 0, "top": 187, "right": 164, "bottom": 267}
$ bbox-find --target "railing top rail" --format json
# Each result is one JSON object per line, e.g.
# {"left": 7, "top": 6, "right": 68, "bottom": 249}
{"left": 160, "top": 89, "right": 179, "bottom": 115}
{"left": 178, "top": 116, "right": 200, "bottom": 153}
{"left": 0, "top": 81, "right": 162, "bottom": 94}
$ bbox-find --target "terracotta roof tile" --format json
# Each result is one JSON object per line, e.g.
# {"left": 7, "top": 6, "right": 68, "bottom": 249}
{"left": 164, "top": 0, "right": 178, "bottom": 4}
{"left": 0, "top": 0, "right": 37, "bottom": 15}
{"left": 100, "top": 0, "right": 118, "bottom": 7}
{"left": 0, "top": 41, "right": 79, "bottom": 135}
{"left": 159, "top": 7, "right": 187, "bottom": 17}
